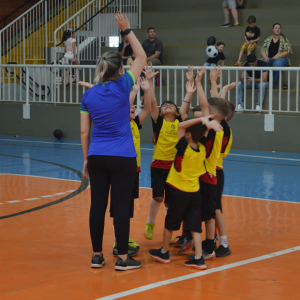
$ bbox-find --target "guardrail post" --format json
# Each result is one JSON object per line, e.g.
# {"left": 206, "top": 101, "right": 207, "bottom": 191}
{"left": 23, "top": 17, "right": 26, "bottom": 64}
{"left": 264, "top": 69, "right": 274, "bottom": 132}
{"left": 45, "top": 1, "right": 48, "bottom": 64}
{"left": 139, "top": 0, "right": 142, "bottom": 29}
{"left": 23, "top": 66, "right": 30, "bottom": 119}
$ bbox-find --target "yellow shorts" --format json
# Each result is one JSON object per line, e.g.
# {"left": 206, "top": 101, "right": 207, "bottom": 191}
{"left": 241, "top": 42, "right": 257, "bottom": 53}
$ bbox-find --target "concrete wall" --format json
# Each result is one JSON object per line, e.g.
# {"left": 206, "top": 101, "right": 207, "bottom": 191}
{"left": 1, "top": 103, "right": 300, "bottom": 153}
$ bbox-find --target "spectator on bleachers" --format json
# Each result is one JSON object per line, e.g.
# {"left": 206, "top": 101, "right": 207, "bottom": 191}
{"left": 260, "top": 23, "right": 293, "bottom": 88}
{"left": 204, "top": 42, "right": 226, "bottom": 66}
{"left": 236, "top": 0, "right": 245, "bottom": 9}
{"left": 142, "top": 27, "right": 163, "bottom": 65}
{"left": 221, "top": 0, "right": 239, "bottom": 27}
{"left": 118, "top": 31, "right": 134, "bottom": 66}
{"left": 237, "top": 54, "right": 269, "bottom": 113}
{"left": 235, "top": 15, "right": 260, "bottom": 66}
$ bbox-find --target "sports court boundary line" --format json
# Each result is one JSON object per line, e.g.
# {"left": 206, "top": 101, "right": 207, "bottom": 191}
{"left": 96, "top": 246, "right": 300, "bottom": 300}
{"left": 1, "top": 138, "right": 300, "bottom": 162}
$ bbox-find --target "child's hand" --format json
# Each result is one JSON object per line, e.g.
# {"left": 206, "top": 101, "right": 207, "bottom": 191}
{"left": 143, "top": 62, "right": 159, "bottom": 80}
{"left": 78, "top": 81, "right": 94, "bottom": 89}
{"left": 132, "top": 81, "right": 140, "bottom": 93}
{"left": 210, "top": 65, "right": 222, "bottom": 81}
{"left": 139, "top": 77, "right": 150, "bottom": 92}
{"left": 186, "top": 81, "right": 196, "bottom": 94}
{"left": 246, "top": 40, "right": 250, "bottom": 45}
{"left": 195, "top": 67, "right": 206, "bottom": 83}
{"left": 222, "top": 81, "right": 238, "bottom": 91}
{"left": 216, "top": 83, "right": 222, "bottom": 90}
{"left": 201, "top": 116, "right": 222, "bottom": 132}
{"left": 186, "top": 65, "right": 194, "bottom": 83}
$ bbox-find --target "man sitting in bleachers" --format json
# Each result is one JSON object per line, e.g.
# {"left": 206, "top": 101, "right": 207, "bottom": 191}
{"left": 142, "top": 27, "right": 163, "bottom": 65}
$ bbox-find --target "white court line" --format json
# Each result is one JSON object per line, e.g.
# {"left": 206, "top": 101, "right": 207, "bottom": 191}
{"left": 1, "top": 138, "right": 300, "bottom": 162}
{"left": 24, "top": 198, "right": 40, "bottom": 201}
{"left": 6, "top": 200, "right": 22, "bottom": 203}
{"left": 97, "top": 246, "right": 300, "bottom": 300}
{"left": 2, "top": 174, "right": 81, "bottom": 182}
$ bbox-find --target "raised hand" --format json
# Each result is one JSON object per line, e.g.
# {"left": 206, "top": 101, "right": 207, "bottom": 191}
{"left": 78, "top": 81, "right": 94, "bottom": 89}
{"left": 114, "top": 12, "right": 130, "bottom": 32}
{"left": 132, "top": 80, "right": 140, "bottom": 93}
{"left": 142, "top": 62, "right": 159, "bottom": 80}
{"left": 210, "top": 65, "right": 222, "bottom": 82}
{"left": 219, "top": 81, "right": 238, "bottom": 99}
{"left": 139, "top": 76, "right": 150, "bottom": 92}
{"left": 195, "top": 67, "right": 206, "bottom": 83}
{"left": 201, "top": 116, "right": 222, "bottom": 132}
{"left": 186, "top": 65, "right": 194, "bottom": 83}
{"left": 186, "top": 81, "right": 196, "bottom": 94}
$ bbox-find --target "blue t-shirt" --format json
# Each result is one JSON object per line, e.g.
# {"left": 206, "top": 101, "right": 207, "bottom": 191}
{"left": 80, "top": 71, "right": 137, "bottom": 158}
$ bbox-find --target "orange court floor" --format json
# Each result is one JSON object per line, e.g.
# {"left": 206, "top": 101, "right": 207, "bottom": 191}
{"left": 0, "top": 174, "right": 300, "bottom": 300}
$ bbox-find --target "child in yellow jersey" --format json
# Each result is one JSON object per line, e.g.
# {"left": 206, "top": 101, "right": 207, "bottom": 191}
{"left": 214, "top": 102, "right": 235, "bottom": 257}
{"left": 148, "top": 115, "right": 222, "bottom": 270}
{"left": 143, "top": 63, "right": 182, "bottom": 241}
{"left": 109, "top": 77, "right": 152, "bottom": 256}
{"left": 179, "top": 66, "right": 229, "bottom": 260}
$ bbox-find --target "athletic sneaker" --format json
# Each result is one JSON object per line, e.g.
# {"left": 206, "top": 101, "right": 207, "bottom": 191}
{"left": 129, "top": 238, "right": 140, "bottom": 250}
{"left": 221, "top": 23, "right": 231, "bottom": 27}
{"left": 255, "top": 105, "right": 261, "bottom": 113}
{"left": 173, "top": 235, "right": 185, "bottom": 248}
{"left": 91, "top": 254, "right": 105, "bottom": 268}
{"left": 113, "top": 243, "right": 138, "bottom": 257}
{"left": 115, "top": 255, "right": 141, "bottom": 271}
{"left": 184, "top": 256, "right": 207, "bottom": 270}
{"left": 215, "top": 245, "right": 231, "bottom": 257}
{"left": 144, "top": 222, "right": 155, "bottom": 240}
{"left": 202, "top": 250, "right": 216, "bottom": 260}
{"left": 149, "top": 248, "right": 171, "bottom": 264}
{"left": 178, "top": 238, "right": 194, "bottom": 254}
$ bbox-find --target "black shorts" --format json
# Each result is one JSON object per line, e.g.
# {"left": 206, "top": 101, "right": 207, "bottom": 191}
{"left": 151, "top": 167, "right": 171, "bottom": 203}
{"left": 200, "top": 180, "right": 217, "bottom": 222}
{"left": 110, "top": 172, "right": 139, "bottom": 219}
{"left": 216, "top": 169, "right": 225, "bottom": 212}
{"left": 165, "top": 185, "right": 202, "bottom": 233}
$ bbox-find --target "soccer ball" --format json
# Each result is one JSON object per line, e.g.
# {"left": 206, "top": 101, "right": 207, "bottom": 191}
{"left": 206, "top": 46, "right": 218, "bottom": 58}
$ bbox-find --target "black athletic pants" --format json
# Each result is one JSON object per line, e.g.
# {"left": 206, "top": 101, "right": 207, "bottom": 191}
{"left": 88, "top": 155, "right": 137, "bottom": 255}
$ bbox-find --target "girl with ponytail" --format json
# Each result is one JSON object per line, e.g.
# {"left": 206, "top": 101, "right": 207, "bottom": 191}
{"left": 80, "top": 12, "right": 147, "bottom": 271}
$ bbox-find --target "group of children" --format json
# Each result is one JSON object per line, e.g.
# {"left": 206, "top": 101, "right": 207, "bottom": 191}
{"left": 205, "top": 15, "right": 260, "bottom": 67}
{"left": 122, "top": 63, "right": 237, "bottom": 270}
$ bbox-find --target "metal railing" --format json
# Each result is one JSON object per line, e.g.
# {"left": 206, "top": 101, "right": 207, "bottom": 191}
{"left": 0, "top": 65, "right": 299, "bottom": 114}
{"left": 0, "top": 0, "right": 93, "bottom": 65}
{"left": 53, "top": 0, "right": 142, "bottom": 63}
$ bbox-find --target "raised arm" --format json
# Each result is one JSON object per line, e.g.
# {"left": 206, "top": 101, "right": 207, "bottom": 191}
{"left": 195, "top": 67, "right": 210, "bottom": 117}
{"left": 180, "top": 81, "right": 196, "bottom": 121}
{"left": 210, "top": 65, "right": 222, "bottom": 98}
{"left": 143, "top": 62, "right": 159, "bottom": 122}
{"left": 177, "top": 115, "right": 222, "bottom": 139}
{"left": 219, "top": 81, "right": 238, "bottom": 99}
{"left": 130, "top": 81, "right": 140, "bottom": 106}
{"left": 138, "top": 77, "right": 151, "bottom": 124}
{"left": 115, "top": 13, "right": 147, "bottom": 81}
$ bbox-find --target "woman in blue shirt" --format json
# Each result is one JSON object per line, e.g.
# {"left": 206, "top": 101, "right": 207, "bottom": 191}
{"left": 80, "top": 12, "right": 147, "bottom": 271}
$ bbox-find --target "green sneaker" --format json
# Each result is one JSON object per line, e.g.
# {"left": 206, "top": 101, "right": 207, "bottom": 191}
{"left": 144, "top": 222, "right": 155, "bottom": 240}
{"left": 129, "top": 238, "right": 140, "bottom": 250}
{"left": 113, "top": 244, "right": 139, "bottom": 257}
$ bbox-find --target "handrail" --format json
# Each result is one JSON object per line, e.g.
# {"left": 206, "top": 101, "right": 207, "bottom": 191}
{"left": 55, "top": 0, "right": 116, "bottom": 47}
{"left": 0, "top": 0, "right": 34, "bottom": 27}
{"left": 0, "top": 0, "right": 44, "bottom": 34}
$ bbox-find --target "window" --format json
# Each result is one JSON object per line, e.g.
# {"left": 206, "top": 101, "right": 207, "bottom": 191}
{"left": 109, "top": 36, "right": 119, "bottom": 47}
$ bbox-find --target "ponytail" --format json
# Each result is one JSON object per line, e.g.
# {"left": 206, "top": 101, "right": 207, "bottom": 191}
{"left": 94, "top": 51, "right": 122, "bottom": 84}
{"left": 61, "top": 30, "right": 71, "bottom": 43}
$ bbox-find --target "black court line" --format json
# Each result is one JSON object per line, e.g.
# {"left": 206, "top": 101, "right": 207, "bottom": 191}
{"left": 0, "top": 154, "right": 89, "bottom": 220}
